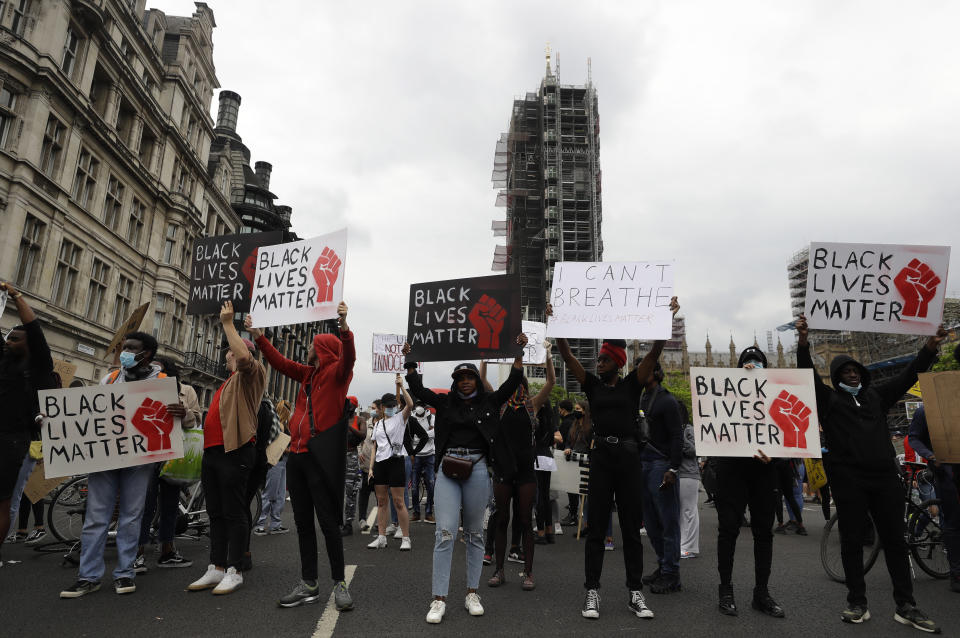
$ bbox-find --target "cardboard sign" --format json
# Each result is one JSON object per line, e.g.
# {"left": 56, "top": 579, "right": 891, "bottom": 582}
{"left": 372, "top": 333, "right": 423, "bottom": 374}
{"left": 805, "top": 242, "right": 951, "bottom": 336}
{"left": 52, "top": 359, "right": 77, "bottom": 387}
{"left": 104, "top": 302, "right": 149, "bottom": 361}
{"left": 40, "top": 377, "right": 183, "bottom": 478}
{"left": 546, "top": 261, "right": 675, "bottom": 339}
{"left": 804, "top": 458, "right": 827, "bottom": 491}
{"left": 24, "top": 462, "right": 63, "bottom": 503}
{"left": 492, "top": 320, "right": 548, "bottom": 365}
{"left": 406, "top": 274, "right": 522, "bottom": 362}
{"left": 188, "top": 231, "right": 283, "bottom": 314}
{"left": 690, "top": 367, "right": 822, "bottom": 459}
{"left": 918, "top": 371, "right": 960, "bottom": 462}
{"left": 249, "top": 229, "right": 347, "bottom": 329}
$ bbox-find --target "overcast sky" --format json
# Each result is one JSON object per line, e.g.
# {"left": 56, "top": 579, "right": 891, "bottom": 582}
{"left": 155, "top": 0, "right": 959, "bottom": 404}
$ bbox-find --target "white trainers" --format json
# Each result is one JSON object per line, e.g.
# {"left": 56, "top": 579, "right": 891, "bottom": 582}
{"left": 426, "top": 599, "right": 446, "bottom": 624}
{"left": 187, "top": 565, "right": 225, "bottom": 591}
{"left": 554, "top": 523, "right": 563, "bottom": 536}
{"left": 465, "top": 592, "right": 484, "bottom": 616}
{"left": 367, "top": 535, "right": 387, "bottom": 549}
{"left": 400, "top": 537, "right": 412, "bottom": 551}
{"left": 393, "top": 526, "right": 403, "bottom": 539}
{"left": 212, "top": 567, "right": 243, "bottom": 595}
{"left": 385, "top": 523, "right": 398, "bottom": 536}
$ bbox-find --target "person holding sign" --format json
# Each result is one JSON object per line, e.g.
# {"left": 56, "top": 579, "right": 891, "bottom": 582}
{"left": 796, "top": 315, "right": 946, "bottom": 632}
{"left": 187, "top": 302, "right": 266, "bottom": 596}
{"left": 245, "top": 303, "right": 355, "bottom": 611}
{"left": 0, "top": 282, "right": 55, "bottom": 569}
{"left": 401, "top": 332, "right": 528, "bottom": 625}
{"left": 553, "top": 296, "right": 679, "bottom": 622}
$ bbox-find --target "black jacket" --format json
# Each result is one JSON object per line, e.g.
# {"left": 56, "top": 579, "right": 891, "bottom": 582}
{"left": 404, "top": 416, "right": 430, "bottom": 456}
{"left": 406, "top": 366, "right": 522, "bottom": 471}
{"left": 797, "top": 343, "right": 936, "bottom": 472}
{"left": 640, "top": 384, "right": 683, "bottom": 469}
{"left": 0, "top": 319, "right": 55, "bottom": 438}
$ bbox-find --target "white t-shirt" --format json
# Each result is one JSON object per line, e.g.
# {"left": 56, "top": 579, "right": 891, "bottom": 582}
{"left": 413, "top": 413, "right": 435, "bottom": 457}
{"left": 373, "top": 413, "right": 407, "bottom": 462}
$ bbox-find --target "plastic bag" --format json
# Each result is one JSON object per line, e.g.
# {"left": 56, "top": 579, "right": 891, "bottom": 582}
{"left": 159, "top": 427, "right": 203, "bottom": 485}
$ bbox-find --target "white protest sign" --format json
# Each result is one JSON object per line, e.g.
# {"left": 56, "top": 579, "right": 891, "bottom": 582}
{"left": 546, "top": 261, "right": 674, "bottom": 339}
{"left": 372, "top": 333, "right": 423, "bottom": 374}
{"left": 805, "top": 242, "right": 950, "bottom": 336}
{"left": 249, "top": 228, "right": 347, "bottom": 329}
{"left": 40, "top": 377, "right": 183, "bottom": 478}
{"left": 493, "top": 320, "right": 548, "bottom": 365}
{"left": 690, "top": 367, "right": 821, "bottom": 459}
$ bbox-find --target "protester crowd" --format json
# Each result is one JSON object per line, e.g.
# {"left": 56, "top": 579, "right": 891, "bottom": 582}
{"left": 2, "top": 279, "right": 959, "bottom": 635}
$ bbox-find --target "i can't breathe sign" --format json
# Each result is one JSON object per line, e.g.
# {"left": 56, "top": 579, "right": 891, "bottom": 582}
{"left": 689, "top": 367, "right": 822, "bottom": 459}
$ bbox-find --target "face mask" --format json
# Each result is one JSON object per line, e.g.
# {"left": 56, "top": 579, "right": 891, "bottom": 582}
{"left": 838, "top": 382, "right": 861, "bottom": 396}
{"left": 750, "top": 361, "right": 764, "bottom": 369}
{"left": 414, "top": 407, "right": 426, "bottom": 418}
{"left": 383, "top": 406, "right": 397, "bottom": 417}
{"left": 119, "top": 351, "right": 139, "bottom": 369}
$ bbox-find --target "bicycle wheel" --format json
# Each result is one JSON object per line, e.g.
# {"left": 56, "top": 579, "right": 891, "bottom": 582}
{"left": 910, "top": 500, "right": 950, "bottom": 579}
{"left": 820, "top": 512, "right": 882, "bottom": 583}
{"left": 47, "top": 476, "right": 88, "bottom": 542}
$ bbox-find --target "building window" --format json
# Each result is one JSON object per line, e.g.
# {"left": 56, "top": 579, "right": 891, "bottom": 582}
{"left": 162, "top": 223, "right": 178, "bottom": 264}
{"left": 84, "top": 258, "right": 110, "bottom": 322}
{"left": 72, "top": 148, "right": 99, "bottom": 208}
{"left": 169, "top": 300, "right": 185, "bottom": 348}
{"left": 11, "top": 0, "right": 30, "bottom": 37}
{"left": 39, "top": 115, "right": 65, "bottom": 177}
{"left": 15, "top": 214, "right": 45, "bottom": 288}
{"left": 103, "top": 175, "right": 124, "bottom": 231}
{"left": 153, "top": 293, "right": 168, "bottom": 339}
{"left": 51, "top": 239, "right": 81, "bottom": 308}
{"left": 180, "top": 233, "right": 191, "bottom": 270}
{"left": 62, "top": 25, "right": 81, "bottom": 78}
{"left": 138, "top": 126, "right": 156, "bottom": 169}
{"left": 127, "top": 198, "right": 145, "bottom": 248}
{"left": 113, "top": 274, "right": 133, "bottom": 329}
{"left": 0, "top": 86, "right": 18, "bottom": 148}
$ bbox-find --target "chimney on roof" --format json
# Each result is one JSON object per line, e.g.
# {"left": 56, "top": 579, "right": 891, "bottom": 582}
{"left": 254, "top": 161, "right": 272, "bottom": 190}
{"left": 216, "top": 90, "right": 241, "bottom": 132}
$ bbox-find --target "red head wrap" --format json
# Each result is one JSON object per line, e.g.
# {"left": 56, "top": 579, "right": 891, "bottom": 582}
{"left": 599, "top": 341, "right": 626, "bottom": 368}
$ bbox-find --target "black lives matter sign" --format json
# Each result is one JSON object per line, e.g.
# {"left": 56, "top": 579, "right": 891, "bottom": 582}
{"left": 406, "top": 274, "right": 522, "bottom": 362}
{"left": 187, "top": 231, "right": 282, "bottom": 314}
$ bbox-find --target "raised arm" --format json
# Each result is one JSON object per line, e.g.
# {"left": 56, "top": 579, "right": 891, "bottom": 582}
{"left": 221, "top": 301, "right": 252, "bottom": 367}
{"left": 634, "top": 296, "right": 679, "bottom": 384}
{"left": 548, "top": 302, "right": 587, "bottom": 386}
{"left": 397, "top": 373, "right": 414, "bottom": 420}
{"left": 2, "top": 282, "right": 36, "bottom": 324}
{"left": 246, "top": 315, "right": 312, "bottom": 381}
{"left": 531, "top": 340, "right": 555, "bottom": 412}
{"left": 795, "top": 314, "right": 832, "bottom": 415}
{"left": 874, "top": 325, "right": 946, "bottom": 412}
{"left": 336, "top": 302, "right": 356, "bottom": 382}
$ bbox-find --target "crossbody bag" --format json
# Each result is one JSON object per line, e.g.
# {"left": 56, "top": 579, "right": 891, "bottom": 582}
{"left": 441, "top": 453, "right": 480, "bottom": 480}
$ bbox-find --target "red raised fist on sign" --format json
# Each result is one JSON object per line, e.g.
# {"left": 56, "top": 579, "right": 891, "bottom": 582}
{"left": 131, "top": 398, "right": 175, "bottom": 452}
{"left": 312, "top": 247, "right": 341, "bottom": 304}
{"left": 769, "top": 390, "right": 811, "bottom": 449}
{"left": 894, "top": 258, "right": 941, "bottom": 319}
{"left": 468, "top": 294, "right": 507, "bottom": 349}
{"left": 242, "top": 249, "right": 258, "bottom": 290}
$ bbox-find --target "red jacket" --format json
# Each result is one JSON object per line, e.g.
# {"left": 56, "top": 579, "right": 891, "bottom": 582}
{"left": 256, "top": 330, "right": 355, "bottom": 453}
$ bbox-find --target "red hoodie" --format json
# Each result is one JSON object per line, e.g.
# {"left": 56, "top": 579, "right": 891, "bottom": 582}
{"left": 255, "top": 330, "right": 355, "bottom": 453}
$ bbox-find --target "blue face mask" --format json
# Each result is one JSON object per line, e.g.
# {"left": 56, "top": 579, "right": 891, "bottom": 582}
{"left": 119, "top": 351, "right": 139, "bottom": 369}
{"left": 749, "top": 361, "right": 764, "bottom": 369}
{"left": 838, "top": 382, "right": 861, "bottom": 396}
{"left": 383, "top": 406, "right": 397, "bottom": 417}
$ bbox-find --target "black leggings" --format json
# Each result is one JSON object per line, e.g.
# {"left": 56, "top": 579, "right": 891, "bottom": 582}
{"left": 287, "top": 452, "right": 345, "bottom": 583}
{"left": 18, "top": 492, "right": 44, "bottom": 529}
{"left": 494, "top": 480, "right": 536, "bottom": 574}
{"left": 716, "top": 458, "right": 776, "bottom": 592}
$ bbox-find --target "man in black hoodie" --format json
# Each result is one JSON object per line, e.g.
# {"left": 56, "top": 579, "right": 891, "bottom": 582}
{"left": 796, "top": 315, "right": 947, "bottom": 633}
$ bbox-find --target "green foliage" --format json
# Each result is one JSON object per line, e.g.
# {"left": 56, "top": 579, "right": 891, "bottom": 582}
{"left": 931, "top": 341, "right": 959, "bottom": 372}
{"left": 662, "top": 371, "right": 692, "bottom": 422}
{"left": 529, "top": 381, "right": 585, "bottom": 407}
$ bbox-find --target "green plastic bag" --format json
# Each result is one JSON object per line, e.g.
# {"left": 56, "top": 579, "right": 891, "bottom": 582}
{"left": 160, "top": 427, "right": 204, "bottom": 485}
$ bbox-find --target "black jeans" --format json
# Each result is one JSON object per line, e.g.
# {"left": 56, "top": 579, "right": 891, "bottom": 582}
{"left": 244, "top": 461, "right": 268, "bottom": 552}
{"left": 535, "top": 469, "right": 552, "bottom": 530}
{"left": 287, "top": 452, "right": 345, "bottom": 582}
{"left": 715, "top": 458, "right": 776, "bottom": 592}
{"left": 201, "top": 443, "right": 255, "bottom": 569}
{"left": 829, "top": 463, "right": 914, "bottom": 607}
{"left": 584, "top": 440, "right": 644, "bottom": 590}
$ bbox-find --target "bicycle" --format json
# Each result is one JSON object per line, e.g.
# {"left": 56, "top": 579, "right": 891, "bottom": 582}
{"left": 820, "top": 461, "right": 948, "bottom": 582}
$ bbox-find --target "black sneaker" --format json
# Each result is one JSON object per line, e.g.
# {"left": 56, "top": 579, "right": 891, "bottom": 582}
{"left": 840, "top": 604, "right": 870, "bottom": 624}
{"left": 270, "top": 526, "right": 290, "bottom": 535}
{"left": 507, "top": 548, "right": 524, "bottom": 564}
{"left": 650, "top": 572, "right": 681, "bottom": 594}
{"left": 23, "top": 529, "right": 47, "bottom": 545}
{"left": 157, "top": 551, "right": 193, "bottom": 568}
{"left": 60, "top": 580, "right": 101, "bottom": 599}
{"left": 581, "top": 589, "right": 600, "bottom": 619}
{"left": 894, "top": 604, "right": 940, "bottom": 634}
{"left": 641, "top": 568, "right": 661, "bottom": 586}
{"left": 278, "top": 580, "right": 321, "bottom": 608}
{"left": 718, "top": 584, "right": 737, "bottom": 616}
{"left": 752, "top": 591, "right": 785, "bottom": 618}
{"left": 628, "top": 590, "right": 654, "bottom": 618}
{"left": 340, "top": 524, "right": 353, "bottom": 537}
{"left": 133, "top": 554, "right": 148, "bottom": 574}
{"left": 114, "top": 578, "right": 136, "bottom": 595}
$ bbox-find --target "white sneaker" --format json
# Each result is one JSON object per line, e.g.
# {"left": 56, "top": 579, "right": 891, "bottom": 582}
{"left": 426, "top": 599, "right": 446, "bottom": 624}
{"left": 400, "top": 537, "right": 411, "bottom": 551}
{"left": 554, "top": 523, "right": 563, "bottom": 536}
{"left": 465, "top": 592, "right": 484, "bottom": 616}
{"left": 393, "top": 526, "right": 403, "bottom": 539}
{"left": 211, "top": 567, "right": 243, "bottom": 595}
{"left": 385, "top": 523, "right": 398, "bottom": 535}
{"left": 187, "top": 565, "right": 224, "bottom": 591}
{"left": 367, "top": 535, "right": 387, "bottom": 549}
{"left": 639, "top": 527, "right": 648, "bottom": 536}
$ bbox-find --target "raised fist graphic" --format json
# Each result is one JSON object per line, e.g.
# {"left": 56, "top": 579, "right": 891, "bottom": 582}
{"left": 468, "top": 294, "right": 507, "bottom": 349}
{"left": 131, "top": 398, "right": 175, "bottom": 452}
{"left": 312, "top": 247, "right": 342, "bottom": 304}
{"left": 769, "top": 390, "right": 812, "bottom": 449}
{"left": 241, "top": 249, "right": 258, "bottom": 291}
{"left": 894, "top": 258, "right": 941, "bottom": 319}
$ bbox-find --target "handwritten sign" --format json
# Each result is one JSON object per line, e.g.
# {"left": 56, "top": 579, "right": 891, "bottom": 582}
{"left": 406, "top": 274, "right": 521, "bottom": 362}
{"left": 52, "top": 359, "right": 77, "bottom": 387}
{"left": 918, "top": 371, "right": 960, "bottom": 463}
{"left": 690, "top": 367, "right": 821, "bottom": 459}
{"left": 188, "top": 231, "right": 282, "bottom": 314}
{"left": 546, "top": 261, "right": 674, "bottom": 339}
{"left": 249, "top": 228, "right": 347, "bottom": 329}
{"left": 40, "top": 377, "right": 183, "bottom": 478}
{"left": 104, "top": 302, "right": 149, "bottom": 361}
{"left": 804, "top": 242, "right": 950, "bottom": 336}
{"left": 492, "top": 320, "right": 548, "bottom": 365}
{"left": 372, "top": 333, "right": 423, "bottom": 374}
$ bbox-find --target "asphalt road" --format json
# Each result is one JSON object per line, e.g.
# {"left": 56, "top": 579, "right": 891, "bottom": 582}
{"left": 1, "top": 490, "right": 957, "bottom": 637}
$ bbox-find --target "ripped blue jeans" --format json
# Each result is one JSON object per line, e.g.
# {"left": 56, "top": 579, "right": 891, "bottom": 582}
{"left": 432, "top": 452, "right": 489, "bottom": 597}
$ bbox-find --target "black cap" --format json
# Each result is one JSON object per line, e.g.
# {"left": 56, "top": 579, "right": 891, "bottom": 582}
{"left": 737, "top": 346, "right": 768, "bottom": 368}
{"left": 451, "top": 362, "right": 481, "bottom": 380}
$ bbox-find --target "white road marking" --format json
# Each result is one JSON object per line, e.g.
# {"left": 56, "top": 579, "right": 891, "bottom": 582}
{"left": 311, "top": 564, "right": 357, "bottom": 638}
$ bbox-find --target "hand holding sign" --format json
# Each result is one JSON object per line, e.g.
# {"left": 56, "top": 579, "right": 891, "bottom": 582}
{"left": 469, "top": 294, "right": 507, "bottom": 349}
{"left": 769, "top": 390, "right": 812, "bottom": 449}
{"left": 131, "top": 398, "right": 175, "bottom": 452}
{"left": 243, "top": 314, "right": 263, "bottom": 340}
{"left": 313, "top": 247, "right": 342, "bottom": 304}
{"left": 894, "top": 259, "right": 941, "bottom": 319}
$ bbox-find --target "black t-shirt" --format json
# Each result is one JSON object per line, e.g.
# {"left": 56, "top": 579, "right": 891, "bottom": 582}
{"left": 0, "top": 319, "right": 54, "bottom": 439}
{"left": 446, "top": 413, "right": 487, "bottom": 451}
{"left": 500, "top": 405, "right": 535, "bottom": 456}
{"left": 581, "top": 371, "right": 642, "bottom": 438}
